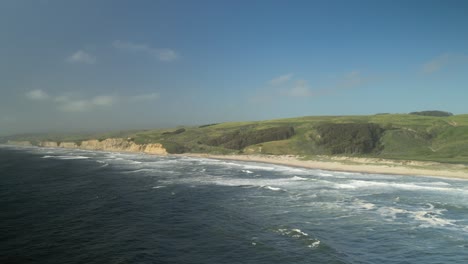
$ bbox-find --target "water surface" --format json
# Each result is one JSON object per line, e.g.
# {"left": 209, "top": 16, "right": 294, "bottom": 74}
{"left": 1, "top": 146, "right": 467, "bottom": 263}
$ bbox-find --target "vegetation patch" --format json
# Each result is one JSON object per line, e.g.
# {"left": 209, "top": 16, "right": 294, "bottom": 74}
{"left": 409, "top": 110, "right": 453, "bottom": 117}
{"left": 198, "top": 123, "right": 219, "bottom": 128}
{"left": 316, "top": 123, "right": 385, "bottom": 154}
{"left": 205, "top": 126, "right": 295, "bottom": 150}
{"left": 162, "top": 128, "right": 186, "bottom": 135}
{"left": 159, "top": 141, "right": 186, "bottom": 154}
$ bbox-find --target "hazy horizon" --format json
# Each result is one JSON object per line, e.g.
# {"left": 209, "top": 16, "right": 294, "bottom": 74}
{"left": 1, "top": 0, "right": 468, "bottom": 136}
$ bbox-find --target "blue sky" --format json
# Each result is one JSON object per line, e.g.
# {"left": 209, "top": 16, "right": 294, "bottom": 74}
{"left": 1, "top": 0, "right": 467, "bottom": 135}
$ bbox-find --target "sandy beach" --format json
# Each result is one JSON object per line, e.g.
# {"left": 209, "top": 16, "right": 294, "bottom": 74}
{"left": 182, "top": 153, "right": 468, "bottom": 180}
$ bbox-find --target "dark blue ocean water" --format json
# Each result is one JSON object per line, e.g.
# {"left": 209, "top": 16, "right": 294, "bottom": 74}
{"left": 1, "top": 146, "right": 468, "bottom": 263}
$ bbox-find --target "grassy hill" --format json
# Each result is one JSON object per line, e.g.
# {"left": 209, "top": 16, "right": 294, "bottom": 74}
{"left": 2, "top": 113, "right": 468, "bottom": 163}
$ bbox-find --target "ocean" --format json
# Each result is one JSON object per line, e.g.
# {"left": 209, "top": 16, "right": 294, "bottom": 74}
{"left": 1, "top": 145, "right": 467, "bottom": 264}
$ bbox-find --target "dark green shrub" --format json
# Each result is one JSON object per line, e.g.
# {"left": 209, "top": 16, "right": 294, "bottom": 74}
{"left": 316, "top": 123, "right": 384, "bottom": 154}
{"left": 205, "top": 126, "right": 295, "bottom": 150}
{"left": 162, "top": 128, "right": 186, "bottom": 135}
{"left": 198, "top": 123, "right": 219, "bottom": 128}
{"left": 409, "top": 111, "right": 453, "bottom": 117}
{"left": 160, "top": 141, "right": 186, "bottom": 154}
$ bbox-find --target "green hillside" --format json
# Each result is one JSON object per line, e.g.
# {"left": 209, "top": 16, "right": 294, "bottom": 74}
{"left": 2, "top": 113, "right": 468, "bottom": 163}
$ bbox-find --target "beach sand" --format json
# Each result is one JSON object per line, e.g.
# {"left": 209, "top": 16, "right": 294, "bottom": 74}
{"left": 182, "top": 153, "right": 468, "bottom": 180}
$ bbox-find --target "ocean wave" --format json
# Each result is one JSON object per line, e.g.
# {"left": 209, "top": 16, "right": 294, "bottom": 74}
{"left": 291, "top": 176, "right": 307, "bottom": 181}
{"left": 352, "top": 199, "right": 376, "bottom": 210}
{"left": 275, "top": 228, "right": 321, "bottom": 249}
{"left": 377, "top": 203, "right": 458, "bottom": 228}
{"left": 41, "top": 155, "right": 89, "bottom": 160}
{"left": 122, "top": 168, "right": 158, "bottom": 174}
{"left": 262, "top": 186, "right": 282, "bottom": 191}
{"left": 412, "top": 203, "right": 456, "bottom": 228}
{"left": 332, "top": 180, "right": 463, "bottom": 193}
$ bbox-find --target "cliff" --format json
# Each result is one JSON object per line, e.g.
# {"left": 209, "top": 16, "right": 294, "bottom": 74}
{"left": 8, "top": 138, "right": 167, "bottom": 155}
{"left": 7, "top": 140, "right": 32, "bottom": 146}
{"left": 77, "top": 138, "right": 167, "bottom": 155}
{"left": 40, "top": 141, "right": 59, "bottom": 147}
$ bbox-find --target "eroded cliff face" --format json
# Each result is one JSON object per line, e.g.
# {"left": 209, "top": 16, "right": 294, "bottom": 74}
{"left": 40, "top": 141, "right": 58, "bottom": 147}
{"left": 59, "top": 142, "right": 78, "bottom": 148}
{"left": 42, "top": 138, "right": 167, "bottom": 155}
{"left": 7, "top": 140, "right": 32, "bottom": 146}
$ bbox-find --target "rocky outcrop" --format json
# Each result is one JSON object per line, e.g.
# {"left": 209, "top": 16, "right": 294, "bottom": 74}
{"left": 40, "top": 141, "right": 59, "bottom": 147}
{"left": 39, "top": 138, "right": 167, "bottom": 155}
{"left": 142, "top": 143, "right": 168, "bottom": 155}
{"left": 59, "top": 142, "right": 79, "bottom": 148}
{"left": 7, "top": 140, "right": 32, "bottom": 146}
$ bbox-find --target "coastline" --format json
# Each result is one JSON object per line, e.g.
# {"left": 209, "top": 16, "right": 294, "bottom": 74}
{"left": 3, "top": 143, "right": 468, "bottom": 180}
{"left": 181, "top": 153, "right": 468, "bottom": 180}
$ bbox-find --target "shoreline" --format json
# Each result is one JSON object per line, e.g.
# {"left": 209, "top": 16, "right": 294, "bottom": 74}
{"left": 180, "top": 153, "right": 468, "bottom": 180}
{"left": 3, "top": 144, "right": 468, "bottom": 180}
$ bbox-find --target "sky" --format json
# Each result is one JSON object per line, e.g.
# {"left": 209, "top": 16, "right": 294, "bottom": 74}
{"left": 1, "top": 0, "right": 468, "bottom": 136}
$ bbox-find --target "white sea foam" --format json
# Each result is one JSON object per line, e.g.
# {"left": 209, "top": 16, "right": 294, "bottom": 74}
{"left": 152, "top": 186, "right": 166, "bottom": 189}
{"left": 332, "top": 180, "right": 461, "bottom": 193}
{"left": 377, "top": 207, "right": 409, "bottom": 220}
{"left": 276, "top": 228, "right": 307, "bottom": 237}
{"left": 290, "top": 228, "right": 308, "bottom": 237}
{"left": 263, "top": 186, "right": 282, "bottom": 191}
{"left": 336, "top": 171, "right": 360, "bottom": 176}
{"left": 309, "top": 240, "right": 320, "bottom": 248}
{"left": 242, "top": 170, "right": 254, "bottom": 174}
{"left": 377, "top": 204, "right": 457, "bottom": 228}
{"left": 275, "top": 228, "right": 320, "bottom": 249}
{"left": 411, "top": 203, "right": 456, "bottom": 228}
{"left": 318, "top": 172, "right": 334, "bottom": 177}
{"left": 190, "top": 175, "right": 303, "bottom": 190}
{"left": 352, "top": 199, "right": 376, "bottom": 210}
{"left": 419, "top": 181, "right": 451, "bottom": 187}
{"left": 412, "top": 211, "right": 455, "bottom": 228}
{"left": 42, "top": 155, "right": 89, "bottom": 160}
{"left": 122, "top": 168, "right": 157, "bottom": 174}
{"left": 291, "top": 176, "right": 307, "bottom": 181}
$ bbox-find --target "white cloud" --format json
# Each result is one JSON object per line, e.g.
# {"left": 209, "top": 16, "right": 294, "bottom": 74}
{"left": 422, "top": 53, "right": 468, "bottom": 74}
{"left": 53, "top": 95, "right": 72, "bottom": 103}
{"left": 25, "top": 90, "right": 159, "bottom": 112}
{"left": 59, "top": 95, "right": 116, "bottom": 112}
{"left": 129, "top": 92, "right": 160, "bottom": 102}
{"left": 66, "top": 50, "right": 96, "bottom": 64}
{"left": 156, "top": 49, "right": 179, "bottom": 62}
{"left": 91, "top": 95, "right": 115, "bottom": 106}
{"left": 253, "top": 70, "right": 368, "bottom": 102}
{"left": 59, "top": 100, "right": 91, "bottom": 112}
{"left": 26, "top": 89, "right": 49, "bottom": 100}
{"left": 269, "top": 73, "right": 293, "bottom": 85}
{"left": 113, "top": 40, "right": 179, "bottom": 62}
{"left": 287, "top": 80, "right": 313, "bottom": 97}
{"left": 422, "top": 54, "right": 450, "bottom": 74}
{"left": 338, "top": 70, "right": 363, "bottom": 88}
